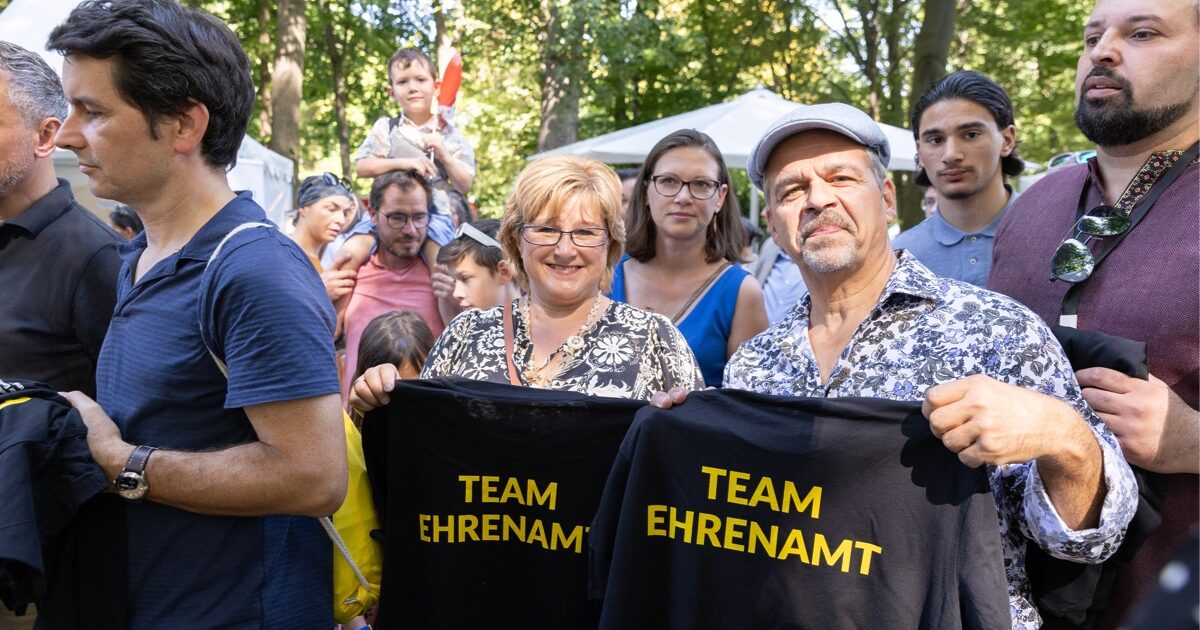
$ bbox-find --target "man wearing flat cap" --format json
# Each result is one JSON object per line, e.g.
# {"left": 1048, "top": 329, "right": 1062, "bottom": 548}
{"left": 664, "top": 103, "right": 1138, "bottom": 628}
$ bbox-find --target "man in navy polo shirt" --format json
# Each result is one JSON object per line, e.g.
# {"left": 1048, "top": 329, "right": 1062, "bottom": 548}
{"left": 49, "top": 0, "right": 346, "bottom": 626}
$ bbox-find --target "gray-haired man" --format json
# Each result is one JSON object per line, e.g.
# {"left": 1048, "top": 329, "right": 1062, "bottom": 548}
{"left": 0, "top": 38, "right": 122, "bottom": 629}
{"left": 656, "top": 102, "right": 1138, "bottom": 628}
{"left": 0, "top": 41, "right": 121, "bottom": 398}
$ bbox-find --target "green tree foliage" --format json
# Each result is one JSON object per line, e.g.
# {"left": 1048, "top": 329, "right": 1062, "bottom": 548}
{"left": 951, "top": 0, "right": 1092, "bottom": 162}
{"left": 168, "top": 0, "right": 1092, "bottom": 217}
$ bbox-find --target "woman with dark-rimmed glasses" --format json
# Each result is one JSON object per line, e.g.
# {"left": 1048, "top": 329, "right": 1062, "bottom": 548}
{"left": 349, "top": 154, "right": 703, "bottom": 409}
{"left": 611, "top": 129, "right": 768, "bottom": 387}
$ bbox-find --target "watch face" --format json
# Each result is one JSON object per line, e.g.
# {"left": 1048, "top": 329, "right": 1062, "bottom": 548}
{"left": 114, "top": 473, "right": 140, "bottom": 492}
{"left": 115, "top": 472, "right": 147, "bottom": 500}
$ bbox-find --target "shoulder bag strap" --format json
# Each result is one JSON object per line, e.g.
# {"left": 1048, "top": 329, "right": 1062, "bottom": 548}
{"left": 1060, "top": 142, "right": 1198, "bottom": 327}
{"left": 502, "top": 299, "right": 522, "bottom": 386}
{"left": 672, "top": 261, "right": 731, "bottom": 324}
{"left": 199, "top": 222, "right": 274, "bottom": 375}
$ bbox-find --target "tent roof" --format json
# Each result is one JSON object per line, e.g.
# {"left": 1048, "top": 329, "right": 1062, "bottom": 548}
{"left": 533, "top": 87, "right": 917, "bottom": 172}
{"left": 1, "top": 0, "right": 294, "bottom": 222}
{"left": 0, "top": 0, "right": 75, "bottom": 75}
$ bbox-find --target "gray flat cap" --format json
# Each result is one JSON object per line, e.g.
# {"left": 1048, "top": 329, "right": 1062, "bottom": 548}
{"left": 747, "top": 103, "right": 891, "bottom": 190}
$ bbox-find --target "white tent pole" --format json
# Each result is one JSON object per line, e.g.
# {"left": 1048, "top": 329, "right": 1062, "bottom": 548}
{"left": 749, "top": 186, "right": 760, "bottom": 226}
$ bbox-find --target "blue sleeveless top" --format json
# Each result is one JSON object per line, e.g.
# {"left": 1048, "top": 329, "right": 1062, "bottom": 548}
{"left": 609, "top": 259, "right": 748, "bottom": 387}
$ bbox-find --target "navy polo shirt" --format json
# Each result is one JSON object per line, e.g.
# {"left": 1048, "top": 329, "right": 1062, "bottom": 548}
{"left": 96, "top": 193, "right": 340, "bottom": 627}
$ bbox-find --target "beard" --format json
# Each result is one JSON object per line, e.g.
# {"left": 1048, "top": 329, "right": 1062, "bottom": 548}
{"left": 1075, "top": 68, "right": 1194, "bottom": 147}
{"left": 0, "top": 138, "right": 35, "bottom": 197}
{"left": 799, "top": 209, "right": 858, "bottom": 273}
{"left": 802, "top": 243, "right": 856, "bottom": 273}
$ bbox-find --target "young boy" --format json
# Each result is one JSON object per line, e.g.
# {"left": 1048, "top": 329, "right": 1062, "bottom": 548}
{"left": 340, "top": 47, "right": 476, "bottom": 271}
{"left": 435, "top": 219, "right": 516, "bottom": 312}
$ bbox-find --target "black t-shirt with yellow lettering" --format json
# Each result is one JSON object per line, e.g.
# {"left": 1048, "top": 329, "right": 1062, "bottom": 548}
{"left": 588, "top": 389, "right": 1010, "bottom": 630}
{"left": 361, "top": 378, "right": 641, "bottom": 629}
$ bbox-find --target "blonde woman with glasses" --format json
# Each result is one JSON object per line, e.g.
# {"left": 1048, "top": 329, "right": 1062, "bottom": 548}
{"left": 350, "top": 155, "right": 703, "bottom": 410}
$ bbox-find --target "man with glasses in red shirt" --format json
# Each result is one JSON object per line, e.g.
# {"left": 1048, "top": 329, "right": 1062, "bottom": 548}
{"left": 341, "top": 170, "right": 455, "bottom": 403}
{"left": 989, "top": 0, "right": 1198, "bottom": 623}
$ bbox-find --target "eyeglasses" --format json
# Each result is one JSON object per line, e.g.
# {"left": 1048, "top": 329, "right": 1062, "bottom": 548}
{"left": 456, "top": 223, "right": 502, "bottom": 249}
{"left": 1050, "top": 204, "right": 1131, "bottom": 282}
{"left": 520, "top": 224, "right": 608, "bottom": 248}
{"left": 649, "top": 175, "right": 722, "bottom": 200}
{"left": 320, "top": 172, "right": 353, "bottom": 190}
{"left": 381, "top": 211, "right": 430, "bottom": 230}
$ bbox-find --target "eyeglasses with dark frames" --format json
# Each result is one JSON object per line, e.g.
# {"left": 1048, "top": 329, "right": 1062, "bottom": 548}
{"left": 382, "top": 211, "right": 430, "bottom": 230}
{"left": 519, "top": 224, "right": 609, "bottom": 248}
{"left": 649, "top": 175, "right": 722, "bottom": 200}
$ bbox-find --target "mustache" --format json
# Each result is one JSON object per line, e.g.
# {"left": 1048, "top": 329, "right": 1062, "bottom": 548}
{"left": 1082, "top": 67, "right": 1132, "bottom": 97}
{"left": 801, "top": 210, "right": 855, "bottom": 239}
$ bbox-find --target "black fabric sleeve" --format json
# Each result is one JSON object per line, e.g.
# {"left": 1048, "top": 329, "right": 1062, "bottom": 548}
{"left": 70, "top": 242, "right": 121, "bottom": 370}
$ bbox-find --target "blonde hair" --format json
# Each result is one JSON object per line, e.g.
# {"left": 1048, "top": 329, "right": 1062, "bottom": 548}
{"left": 498, "top": 155, "right": 626, "bottom": 292}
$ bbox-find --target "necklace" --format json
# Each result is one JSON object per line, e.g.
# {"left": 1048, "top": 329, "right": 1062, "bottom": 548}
{"left": 519, "top": 295, "right": 603, "bottom": 386}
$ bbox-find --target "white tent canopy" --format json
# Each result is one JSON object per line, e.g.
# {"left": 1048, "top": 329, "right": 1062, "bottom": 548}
{"left": 533, "top": 87, "right": 917, "bottom": 172}
{"left": 0, "top": 0, "right": 294, "bottom": 223}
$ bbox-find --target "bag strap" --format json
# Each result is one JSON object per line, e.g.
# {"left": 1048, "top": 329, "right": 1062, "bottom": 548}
{"left": 502, "top": 299, "right": 522, "bottom": 386}
{"left": 1059, "top": 142, "right": 1198, "bottom": 327}
{"left": 320, "top": 515, "right": 375, "bottom": 598}
{"left": 197, "top": 221, "right": 373, "bottom": 597}
{"left": 672, "top": 261, "right": 731, "bottom": 324}
{"left": 199, "top": 222, "right": 274, "bottom": 375}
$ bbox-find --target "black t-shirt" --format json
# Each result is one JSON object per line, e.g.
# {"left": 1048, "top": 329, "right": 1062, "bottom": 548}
{"left": 0, "top": 379, "right": 120, "bottom": 625}
{"left": 361, "top": 378, "right": 642, "bottom": 629}
{"left": 589, "top": 389, "right": 1010, "bottom": 630}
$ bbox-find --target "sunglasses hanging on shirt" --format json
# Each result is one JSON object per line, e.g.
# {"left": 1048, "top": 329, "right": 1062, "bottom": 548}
{"left": 1055, "top": 141, "right": 1197, "bottom": 327}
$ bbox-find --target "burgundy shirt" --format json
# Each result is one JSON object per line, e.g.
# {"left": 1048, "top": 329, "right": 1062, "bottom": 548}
{"left": 989, "top": 153, "right": 1198, "bottom": 626}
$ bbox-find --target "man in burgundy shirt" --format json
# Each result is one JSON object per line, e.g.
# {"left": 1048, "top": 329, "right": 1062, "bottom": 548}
{"left": 341, "top": 170, "right": 451, "bottom": 401}
{"left": 989, "top": 0, "right": 1198, "bottom": 624}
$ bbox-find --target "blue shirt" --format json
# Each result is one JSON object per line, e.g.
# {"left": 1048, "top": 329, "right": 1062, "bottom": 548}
{"left": 891, "top": 188, "right": 1018, "bottom": 287}
{"left": 97, "top": 193, "right": 340, "bottom": 627}
{"left": 761, "top": 249, "right": 807, "bottom": 325}
{"left": 610, "top": 260, "right": 748, "bottom": 387}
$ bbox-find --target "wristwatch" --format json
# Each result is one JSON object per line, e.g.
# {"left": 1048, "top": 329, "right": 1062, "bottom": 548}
{"left": 114, "top": 445, "right": 157, "bottom": 502}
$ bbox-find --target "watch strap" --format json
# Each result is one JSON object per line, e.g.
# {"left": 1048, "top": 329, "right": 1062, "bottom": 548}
{"left": 123, "top": 444, "right": 157, "bottom": 475}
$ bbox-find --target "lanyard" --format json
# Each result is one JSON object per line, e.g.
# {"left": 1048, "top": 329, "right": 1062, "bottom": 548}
{"left": 1059, "top": 141, "right": 1198, "bottom": 327}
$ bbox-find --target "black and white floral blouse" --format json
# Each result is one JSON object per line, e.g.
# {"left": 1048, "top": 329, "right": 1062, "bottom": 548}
{"left": 724, "top": 251, "right": 1137, "bottom": 629}
{"left": 422, "top": 299, "right": 704, "bottom": 400}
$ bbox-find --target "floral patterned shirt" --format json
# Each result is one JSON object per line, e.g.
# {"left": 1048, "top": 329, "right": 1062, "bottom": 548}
{"left": 724, "top": 251, "right": 1138, "bottom": 629}
{"left": 422, "top": 299, "right": 704, "bottom": 400}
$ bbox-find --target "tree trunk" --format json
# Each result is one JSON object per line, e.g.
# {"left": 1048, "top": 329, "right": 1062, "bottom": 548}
{"left": 256, "top": 0, "right": 273, "bottom": 140}
{"left": 855, "top": 0, "right": 883, "bottom": 119}
{"left": 268, "top": 0, "right": 306, "bottom": 179}
{"left": 909, "top": 0, "right": 956, "bottom": 119}
{"left": 899, "top": 0, "right": 957, "bottom": 228}
{"left": 319, "top": 0, "right": 351, "bottom": 179}
{"left": 536, "top": 0, "right": 584, "bottom": 151}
